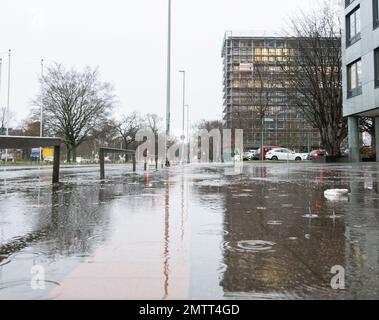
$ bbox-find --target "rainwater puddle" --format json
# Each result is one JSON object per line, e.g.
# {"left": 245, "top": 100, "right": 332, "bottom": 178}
{"left": 222, "top": 240, "right": 276, "bottom": 253}
{"left": 0, "top": 280, "right": 61, "bottom": 300}
{"left": 267, "top": 220, "right": 283, "bottom": 226}
{"left": 302, "top": 214, "right": 320, "bottom": 219}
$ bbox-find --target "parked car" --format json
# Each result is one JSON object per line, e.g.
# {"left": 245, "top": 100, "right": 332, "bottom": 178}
{"left": 44, "top": 156, "right": 54, "bottom": 163}
{"left": 243, "top": 149, "right": 257, "bottom": 161}
{"left": 341, "top": 148, "right": 349, "bottom": 157}
{"left": 253, "top": 146, "right": 283, "bottom": 160}
{"left": 309, "top": 149, "right": 327, "bottom": 160}
{"left": 1, "top": 153, "right": 14, "bottom": 161}
{"left": 266, "top": 148, "right": 306, "bottom": 161}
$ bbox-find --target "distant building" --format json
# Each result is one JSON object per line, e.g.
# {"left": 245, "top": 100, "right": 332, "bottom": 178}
{"left": 342, "top": 0, "right": 379, "bottom": 162}
{"left": 221, "top": 32, "right": 320, "bottom": 152}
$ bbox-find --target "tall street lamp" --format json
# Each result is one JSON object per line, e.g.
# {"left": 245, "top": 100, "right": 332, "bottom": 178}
{"left": 5, "top": 49, "right": 11, "bottom": 162}
{"left": 0, "top": 58, "right": 2, "bottom": 133}
{"left": 165, "top": 0, "right": 172, "bottom": 167}
{"left": 179, "top": 70, "right": 186, "bottom": 163}
{"left": 39, "top": 59, "right": 44, "bottom": 161}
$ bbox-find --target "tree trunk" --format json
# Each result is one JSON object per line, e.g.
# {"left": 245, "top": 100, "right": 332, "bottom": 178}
{"left": 321, "top": 128, "right": 342, "bottom": 157}
{"left": 66, "top": 145, "right": 71, "bottom": 163}
{"left": 72, "top": 145, "right": 77, "bottom": 163}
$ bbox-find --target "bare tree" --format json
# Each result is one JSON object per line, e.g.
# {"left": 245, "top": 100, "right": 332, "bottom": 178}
{"left": 34, "top": 63, "right": 115, "bottom": 162}
{"left": 117, "top": 111, "right": 143, "bottom": 150}
{"left": 144, "top": 113, "right": 163, "bottom": 168}
{"left": 90, "top": 117, "right": 120, "bottom": 149}
{"left": 255, "top": 65, "right": 275, "bottom": 158}
{"left": 283, "top": 1, "right": 346, "bottom": 157}
{"left": 21, "top": 119, "right": 40, "bottom": 137}
{"left": 195, "top": 119, "right": 224, "bottom": 161}
{"left": 144, "top": 113, "right": 163, "bottom": 136}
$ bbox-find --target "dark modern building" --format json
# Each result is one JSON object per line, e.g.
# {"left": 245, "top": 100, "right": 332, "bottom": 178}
{"left": 221, "top": 31, "right": 320, "bottom": 152}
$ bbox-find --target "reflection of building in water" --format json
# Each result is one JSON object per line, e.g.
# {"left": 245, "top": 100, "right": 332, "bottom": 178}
{"left": 217, "top": 168, "right": 346, "bottom": 298}
{"left": 345, "top": 175, "right": 379, "bottom": 298}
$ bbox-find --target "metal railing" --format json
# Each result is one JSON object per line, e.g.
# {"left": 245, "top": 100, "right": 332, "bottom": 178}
{"left": 0, "top": 136, "right": 62, "bottom": 184}
{"left": 99, "top": 147, "right": 137, "bottom": 180}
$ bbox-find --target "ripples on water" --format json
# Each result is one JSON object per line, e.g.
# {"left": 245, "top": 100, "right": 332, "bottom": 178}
{"left": 221, "top": 240, "right": 276, "bottom": 253}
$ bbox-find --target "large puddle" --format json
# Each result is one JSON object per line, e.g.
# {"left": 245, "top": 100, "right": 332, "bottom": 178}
{"left": 0, "top": 163, "right": 379, "bottom": 299}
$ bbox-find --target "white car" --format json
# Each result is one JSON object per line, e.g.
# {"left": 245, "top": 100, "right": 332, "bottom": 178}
{"left": 44, "top": 156, "right": 54, "bottom": 163}
{"left": 1, "top": 153, "right": 14, "bottom": 161}
{"left": 266, "top": 148, "right": 307, "bottom": 161}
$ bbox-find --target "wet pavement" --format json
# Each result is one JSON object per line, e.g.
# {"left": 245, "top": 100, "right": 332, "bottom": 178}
{"left": 0, "top": 162, "right": 378, "bottom": 299}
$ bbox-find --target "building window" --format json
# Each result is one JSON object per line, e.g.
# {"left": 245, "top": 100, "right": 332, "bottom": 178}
{"left": 347, "top": 59, "right": 362, "bottom": 98}
{"left": 346, "top": 6, "right": 361, "bottom": 47}
{"left": 375, "top": 48, "right": 379, "bottom": 87}
{"left": 374, "top": 0, "right": 379, "bottom": 29}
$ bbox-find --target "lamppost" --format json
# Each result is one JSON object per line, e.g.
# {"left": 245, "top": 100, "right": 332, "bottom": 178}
{"left": 39, "top": 59, "right": 44, "bottom": 162}
{"left": 25, "top": 58, "right": 45, "bottom": 161}
{"left": 179, "top": 70, "right": 186, "bottom": 163}
{"left": 0, "top": 58, "right": 2, "bottom": 134}
{"left": 165, "top": 0, "right": 172, "bottom": 167}
{"left": 5, "top": 50, "right": 11, "bottom": 162}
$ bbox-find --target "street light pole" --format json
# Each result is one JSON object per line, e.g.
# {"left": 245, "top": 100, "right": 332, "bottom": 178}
{"left": 5, "top": 50, "right": 11, "bottom": 162}
{"left": 40, "top": 59, "right": 44, "bottom": 138}
{"left": 39, "top": 59, "right": 44, "bottom": 162}
{"left": 0, "top": 58, "right": 2, "bottom": 131}
{"left": 165, "top": 0, "right": 172, "bottom": 167}
{"left": 179, "top": 70, "right": 186, "bottom": 163}
{"left": 186, "top": 104, "right": 190, "bottom": 164}
{"left": 6, "top": 50, "right": 11, "bottom": 137}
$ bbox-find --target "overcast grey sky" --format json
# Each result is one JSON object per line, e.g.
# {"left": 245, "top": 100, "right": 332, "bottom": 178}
{"left": 0, "top": 0, "right": 322, "bottom": 136}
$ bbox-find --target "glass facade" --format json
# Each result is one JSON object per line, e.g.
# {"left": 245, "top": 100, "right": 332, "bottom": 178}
{"left": 373, "top": 0, "right": 379, "bottom": 28}
{"left": 347, "top": 59, "right": 362, "bottom": 97}
{"left": 222, "top": 35, "right": 321, "bottom": 151}
{"left": 375, "top": 48, "right": 379, "bottom": 87}
{"left": 346, "top": 6, "right": 361, "bottom": 46}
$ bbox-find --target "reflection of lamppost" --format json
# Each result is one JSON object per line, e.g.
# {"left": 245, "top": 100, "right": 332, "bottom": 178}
{"left": 40, "top": 59, "right": 44, "bottom": 161}
{"left": 165, "top": 0, "right": 172, "bottom": 167}
{"left": 179, "top": 70, "right": 186, "bottom": 163}
{"left": 185, "top": 104, "right": 190, "bottom": 163}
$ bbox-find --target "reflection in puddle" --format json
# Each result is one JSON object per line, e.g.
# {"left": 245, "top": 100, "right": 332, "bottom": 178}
{"left": 0, "top": 163, "right": 379, "bottom": 299}
{"left": 302, "top": 214, "right": 320, "bottom": 219}
{"left": 236, "top": 240, "right": 276, "bottom": 252}
{"left": 0, "top": 280, "right": 61, "bottom": 300}
{"left": 198, "top": 230, "right": 229, "bottom": 236}
{"left": 267, "top": 220, "right": 283, "bottom": 226}
{"left": 221, "top": 240, "right": 276, "bottom": 253}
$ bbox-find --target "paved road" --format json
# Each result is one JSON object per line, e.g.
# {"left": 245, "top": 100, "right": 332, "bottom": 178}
{"left": 0, "top": 162, "right": 378, "bottom": 299}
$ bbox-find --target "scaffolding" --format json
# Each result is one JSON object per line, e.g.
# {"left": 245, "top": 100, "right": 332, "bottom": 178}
{"left": 221, "top": 32, "right": 321, "bottom": 152}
